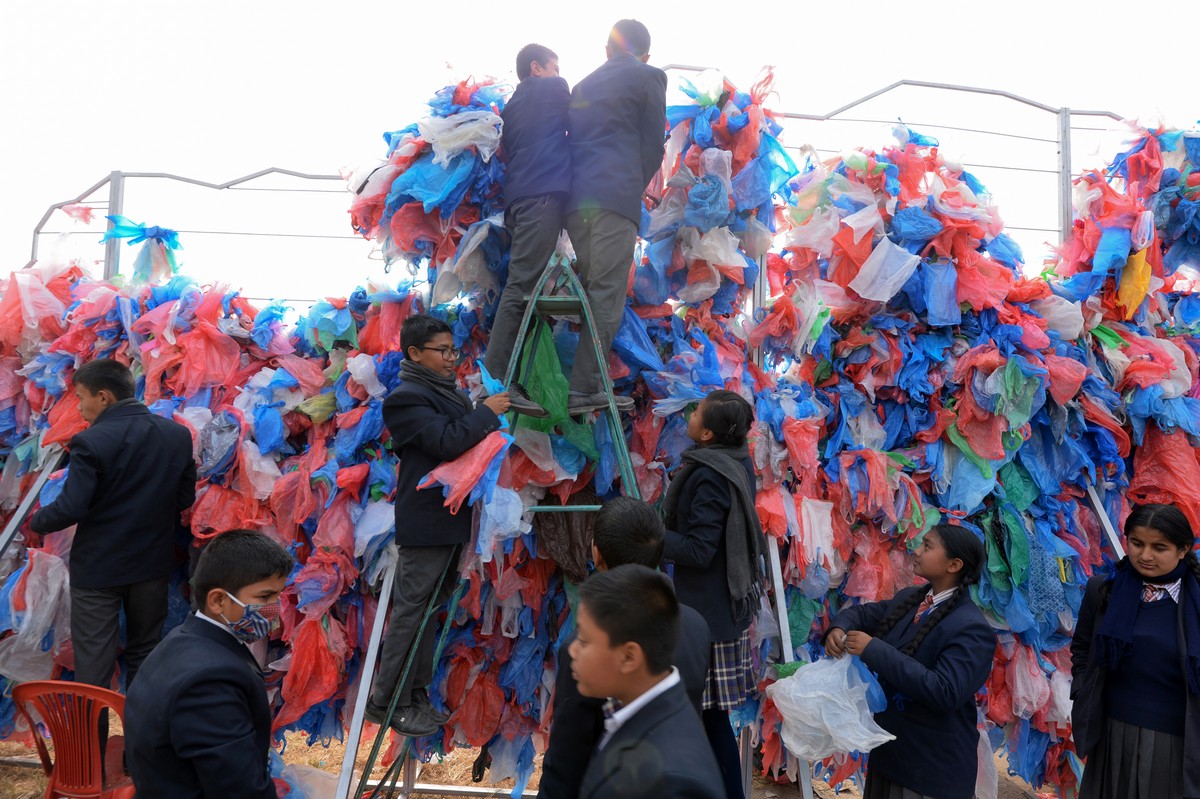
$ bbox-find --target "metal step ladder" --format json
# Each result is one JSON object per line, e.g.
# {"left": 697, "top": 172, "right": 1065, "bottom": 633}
{"left": 339, "top": 256, "right": 642, "bottom": 798}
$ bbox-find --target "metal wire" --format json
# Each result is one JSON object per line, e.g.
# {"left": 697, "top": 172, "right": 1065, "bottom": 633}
{"left": 805, "top": 116, "right": 1059, "bottom": 145}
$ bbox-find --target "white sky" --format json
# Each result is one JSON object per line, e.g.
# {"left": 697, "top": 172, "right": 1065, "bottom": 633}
{"left": 3, "top": 0, "right": 1196, "bottom": 301}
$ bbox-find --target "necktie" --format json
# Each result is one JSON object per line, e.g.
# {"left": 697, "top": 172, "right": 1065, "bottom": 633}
{"left": 1142, "top": 583, "right": 1165, "bottom": 602}
{"left": 913, "top": 593, "right": 935, "bottom": 623}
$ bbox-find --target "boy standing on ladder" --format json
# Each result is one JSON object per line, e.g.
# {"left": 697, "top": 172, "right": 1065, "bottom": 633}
{"left": 366, "top": 314, "right": 510, "bottom": 736}
{"left": 564, "top": 19, "right": 667, "bottom": 415}
{"left": 484, "top": 42, "right": 571, "bottom": 417}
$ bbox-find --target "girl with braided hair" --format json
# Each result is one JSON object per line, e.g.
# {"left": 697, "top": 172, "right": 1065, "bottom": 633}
{"left": 1070, "top": 503, "right": 1200, "bottom": 799}
{"left": 824, "top": 523, "right": 995, "bottom": 799}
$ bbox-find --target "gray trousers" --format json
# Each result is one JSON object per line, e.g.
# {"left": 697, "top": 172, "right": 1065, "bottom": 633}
{"left": 565, "top": 208, "right": 638, "bottom": 395}
{"left": 70, "top": 577, "right": 169, "bottom": 690}
{"left": 371, "top": 544, "right": 459, "bottom": 709}
{"left": 483, "top": 194, "right": 565, "bottom": 381}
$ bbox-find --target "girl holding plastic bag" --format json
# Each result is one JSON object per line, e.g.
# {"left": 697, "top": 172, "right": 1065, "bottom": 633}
{"left": 662, "top": 389, "right": 766, "bottom": 799}
{"left": 825, "top": 524, "right": 995, "bottom": 799}
{"left": 1070, "top": 504, "right": 1200, "bottom": 799}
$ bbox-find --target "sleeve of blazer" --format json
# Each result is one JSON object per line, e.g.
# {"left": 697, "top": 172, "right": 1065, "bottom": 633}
{"left": 639, "top": 69, "right": 668, "bottom": 187}
{"left": 168, "top": 674, "right": 277, "bottom": 799}
{"left": 538, "top": 642, "right": 602, "bottom": 799}
{"left": 662, "top": 470, "right": 729, "bottom": 569}
{"left": 384, "top": 392, "right": 499, "bottom": 462}
{"left": 1070, "top": 576, "right": 1103, "bottom": 692}
{"left": 859, "top": 616, "right": 996, "bottom": 711}
{"left": 29, "top": 433, "right": 99, "bottom": 534}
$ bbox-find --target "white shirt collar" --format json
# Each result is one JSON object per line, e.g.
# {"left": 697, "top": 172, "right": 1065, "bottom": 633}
{"left": 1144, "top": 579, "right": 1182, "bottom": 603}
{"left": 599, "top": 668, "right": 681, "bottom": 750}
{"left": 196, "top": 610, "right": 241, "bottom": 641}
{"left": 929, "top": 587, "right": 958, "bottom": 607}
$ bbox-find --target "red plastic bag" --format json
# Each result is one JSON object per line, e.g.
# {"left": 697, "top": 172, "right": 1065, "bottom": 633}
{"left": 418, "top": 430, "right": 510, "bottom": 515}
{"left": 275, "top": 616, "right": 343, "bottom": 730}
{"left": 43, "top": 393, "right": 88, "bottom": 447}
{"left": 1128, "top": 426, "right": 1200, "bottom": 531}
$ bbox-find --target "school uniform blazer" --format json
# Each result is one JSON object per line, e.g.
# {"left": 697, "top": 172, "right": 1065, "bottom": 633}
{"left": 501, "top": 75, "right": 572, "bottom": 205}
{"left": 567, "top": 54, "right": 668, "bottom": 224}
{"left": 538, "top": 606, "right": 711, "bottom": 799}
{"left": 663, "top": 457, "right": 757, "bottom": 641}
{"left": 30, "top": 399, "right": 196, "bottom": 589}
{"left": 578, "top": 681, "right": 724, "bottom": 799}
{"left": 384, "top": 382, "right": 500, "bottom": 547}
{"left": 1069, "top": 574, "right": 1200, "bottom": 798}
{"left": 830, "top": 587, "right": 996, "bottom": 799}
{"left": 124, "top": 614, "right": 275, "bottom": 799}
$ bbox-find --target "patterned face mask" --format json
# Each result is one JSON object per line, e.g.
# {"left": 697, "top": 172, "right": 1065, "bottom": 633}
{"left": 220, "top": 590, "right": 281, "bottom": 643}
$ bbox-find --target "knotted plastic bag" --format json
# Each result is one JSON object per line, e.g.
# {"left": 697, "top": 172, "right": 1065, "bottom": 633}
{"left": 765, "top": 655, "right": 895, "bottom": 759}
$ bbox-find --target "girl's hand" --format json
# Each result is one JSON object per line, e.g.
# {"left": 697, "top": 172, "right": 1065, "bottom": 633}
{"left": 845, "top": 631, "right": 873, "bottom": 656}
{"left": 825, "top": 627, "right": 848, "bottom": 658}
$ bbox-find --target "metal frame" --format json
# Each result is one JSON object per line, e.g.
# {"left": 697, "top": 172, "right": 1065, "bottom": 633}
{"left": 0, "top": 447, "right": 64, "bottom": 563}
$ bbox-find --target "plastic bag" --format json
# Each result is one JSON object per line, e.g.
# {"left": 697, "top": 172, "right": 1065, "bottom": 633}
{"left": 417, "top": 110, "right": 503, "bottom": 166}
{"left": 0, "top": 550, "right": 71, "bottom": 682}
{"left": 765, "top": 656, "right": 895, "bottom": 759}
{"left": 418, "top": 430, "right": 511, "bottom": 515}
{"left": 849, "top": 237, "right": 921, "bottom": 302}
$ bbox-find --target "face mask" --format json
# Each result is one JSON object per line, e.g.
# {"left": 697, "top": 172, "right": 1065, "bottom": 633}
{"left": 220, "top": 590, "right": 281, "bottom": 643}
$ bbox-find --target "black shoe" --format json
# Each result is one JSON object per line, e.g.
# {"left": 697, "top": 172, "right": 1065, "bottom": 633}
{"left": 412, "top": 689, "right": 450, "bottom": 725}
{"left": 567, "top": 391, "right": 634, "bottom": 415}
{"left": 364, "top": 700, "right": 438, "bottom": 737}
{"left": 507, "top": 382, "right": 548, "bottom": 418}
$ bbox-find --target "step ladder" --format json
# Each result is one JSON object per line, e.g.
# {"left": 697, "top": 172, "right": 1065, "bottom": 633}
{"left": 339, "top": 256, "right": 642, "bottom": 798}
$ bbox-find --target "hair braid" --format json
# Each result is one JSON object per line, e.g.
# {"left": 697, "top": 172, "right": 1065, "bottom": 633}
{"left": 1186, "top": 550, "right": 1200, "bottom": 583}
{"left": 873, "top": 586, "right": 931, "bottom": 639}
{"left": 903, "top": 584, "right": 967, "bottom": 655}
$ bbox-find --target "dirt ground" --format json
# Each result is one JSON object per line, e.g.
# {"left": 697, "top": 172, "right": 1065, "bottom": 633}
{"left": 0, "top": 734, "right": 1045, "bottom": 799}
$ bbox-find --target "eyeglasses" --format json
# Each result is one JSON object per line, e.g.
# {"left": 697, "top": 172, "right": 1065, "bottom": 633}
{"left": 420, "top": 346, "right": 459, "bottom": 360}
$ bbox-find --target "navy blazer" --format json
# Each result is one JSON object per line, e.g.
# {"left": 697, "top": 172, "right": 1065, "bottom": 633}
{"left": 501, "top": 76, "right": 572, "bottom": 205}
{"left": 567, "top": 54, "right": 667, "bottom": 224}
{"left": 30, "top": 400, "right": 196, "bottom": 589}
{"left": 384, "top": 381, "right": 500, "bottom": 547}
{"left": 124, "top": 614, "right": 276, "bottom": 799}
{"left": 538, "top": 605, "right": 711, "bottom": 799}
{"left": 663, "top": 457, "right": 757, "bottom": 641}
{"left": 1070, "top": 575, "right": 1200, "bottom": 798}
{"left": 578, "top": 680, "right": 723, "bottom": 799}
{"left": 830, "top": 587, "right": 996, "bottom": 799}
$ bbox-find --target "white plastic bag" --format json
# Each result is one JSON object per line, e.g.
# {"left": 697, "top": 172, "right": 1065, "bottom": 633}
{"left": 0, "top": 550, "right": 72, "bottom": 682}
{"left": 1031, "top": 295, "right": 1084, "bottom": 340}
{"left": 849, "top": 237, "right": 921, "bottom": 302}
{"left": 477, "top": 487, "right": 530, "bottom": 562}
{"left": 765, "top": 656, "right": 895, "bottom": 759}
{"left": 418, "top": 110, "right": 503, "bottom": 166}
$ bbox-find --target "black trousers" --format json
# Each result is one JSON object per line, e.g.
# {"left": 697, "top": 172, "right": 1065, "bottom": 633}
{"left": 370, "top": 545, "right": 459, "bottom": 709}
{"left": 70, "top": 577, "right": 169, "bottom": 690}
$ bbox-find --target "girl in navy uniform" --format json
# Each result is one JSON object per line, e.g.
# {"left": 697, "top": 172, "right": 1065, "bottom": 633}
{"left": 1070, "top": 503, "right": 1200, "bottom": 799}
{"left": 826, "top": 524, "right": 995, "bottom": 799}
{"left": 662, "top": 389, "right": 765, "bottom": 799}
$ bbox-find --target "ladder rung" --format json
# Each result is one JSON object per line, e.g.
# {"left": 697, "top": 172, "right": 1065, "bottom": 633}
{"left": 527, "top": 504, "right": 601, "bottom": 513}
{"left": 526, "top": 295, "right": 584, "bottom": 316}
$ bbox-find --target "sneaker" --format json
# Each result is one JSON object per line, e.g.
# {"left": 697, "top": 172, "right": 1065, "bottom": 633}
{"left": 364, "top": 700, "right": 439, "bottom": 738}
{"left": 567, "top": 391, "right": 634, "bottom": 415}
{"left": 412, "top": 689, "right": 450, "bottom": 725}
{"left": 507, "top": 382, "right": 548, "bottom": 418}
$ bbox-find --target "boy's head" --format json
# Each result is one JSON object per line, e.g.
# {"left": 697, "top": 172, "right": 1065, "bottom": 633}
{"left": 516, "top": 43, "right": 559, "bottom": 81}
{"left": 569, "top": 565, "right": 679, "bottom": 702}
{"left": 191, "top": 530, "right": 293, "bottom": 628}
{"left": 592, "top": 497, "right": 664, "bottom": 571}
{"left": 72, "top": 358, "right": 135, "bottom": 423}
{"left": 606, "top": 19, "right": 651, "bottom": 63}
{"left": 401, "top": 314, "right": 457, "bottom": 379}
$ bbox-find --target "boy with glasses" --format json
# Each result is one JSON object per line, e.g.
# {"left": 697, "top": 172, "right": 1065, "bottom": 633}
{"left": 367, "top": 314, "right": 510, "bottom": 735}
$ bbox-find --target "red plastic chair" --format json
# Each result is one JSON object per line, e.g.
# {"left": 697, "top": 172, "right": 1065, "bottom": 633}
{"left": 12, "top": 680, "right": 136, "bottom": 799}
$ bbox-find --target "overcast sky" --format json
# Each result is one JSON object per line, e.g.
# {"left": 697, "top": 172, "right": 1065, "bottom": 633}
{"left": 3, "top": 1, "right": 1194, "bottom": 300}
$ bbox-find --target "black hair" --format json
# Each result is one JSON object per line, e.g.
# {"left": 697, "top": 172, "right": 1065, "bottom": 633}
{"left": 608, "top": 19, "right": 651, "bottom": 58}
{"left": 699, "top": 389, "right": 754, "bottom": 447}
{"left": 593, "top": 497, "right": 665, "bottom": 569}
{"left": 1102, "top": 503, "right": 1200, "bottom": 606}
{"left": 73, "top": 358, "right": 135, "bottom": 401}
{"left": 873, "top": 523, "right": 986, "bottom": 655}
{"left": 191, "top": 529, "right": 294, "bottom": 611}
{"left": 400, "top": 313, "right": 452, "bottom": 356}
{"left": 515, "top": 43, "right": 557, "bottom": 81}
{"left": 579, "top": 564, "right": 679, "bottom": 674}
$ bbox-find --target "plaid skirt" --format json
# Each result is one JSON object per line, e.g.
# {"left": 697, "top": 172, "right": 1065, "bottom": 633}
{"left": 1079, "top": 718, "right": 1184, "bottom": 799}
{"left": 702, "top": 627, "right": 753, "bottom": 710}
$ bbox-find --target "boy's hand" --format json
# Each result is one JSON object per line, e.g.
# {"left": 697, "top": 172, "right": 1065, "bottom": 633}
{"left": 483, "top": 393, "right": 511, "bottom": 414}
{"left": 825, "top": 627, "right": 848, "bottom": 658}
{"left": 844, "top": 631, "right": 873, "bottom": 656}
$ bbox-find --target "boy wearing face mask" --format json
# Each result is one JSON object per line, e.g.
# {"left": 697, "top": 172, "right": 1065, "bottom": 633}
{"left": 125, "top": 529, "right": 293, "bottom": 799}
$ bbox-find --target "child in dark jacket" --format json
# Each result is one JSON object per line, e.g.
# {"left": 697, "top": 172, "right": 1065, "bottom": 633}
{"left": 367, "top": 315, "right": 510, "bottom": 736}
{"left": 825, "top": 524, "right": 996, "bottom": 799}
{"left": 1070, "top": 503, "right": 1200, "bottom": 799}
{"left": 662, "top": 389, "right": 764, "bottom": 799}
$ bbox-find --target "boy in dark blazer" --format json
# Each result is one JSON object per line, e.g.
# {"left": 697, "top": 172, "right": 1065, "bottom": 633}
{"left": 30, "top": 357, "right": 196, "bottom": 690}
{"left": 125, "top": 529, "right": 293, "bottom": 799}
{"left": 569, "top": 565, "right": 723, "bottom": 799}
{"left": 484, "top": 42, "right": 571, "bottom": 416}
{"left": 367, "top": 314, "right": 510, "bottom": 736}
{"left": 539, "top": 498, "right": 711, "bottom": 799}
{"left": 564, "top": 19, "right": 667, "bottom": 415}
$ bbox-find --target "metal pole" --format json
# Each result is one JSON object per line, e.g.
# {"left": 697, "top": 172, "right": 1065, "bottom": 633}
{"left": 103, "top": 172, "right": 125, "bottom": 281}
{"left": 1085, "top": 483, "right": 1125, "bottom": 558}
{"left": 0, "top": 448, "right": 64, "bottom": 562}
{"left": 1057, "top": 108, "right": 1073, "bottom": 242}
